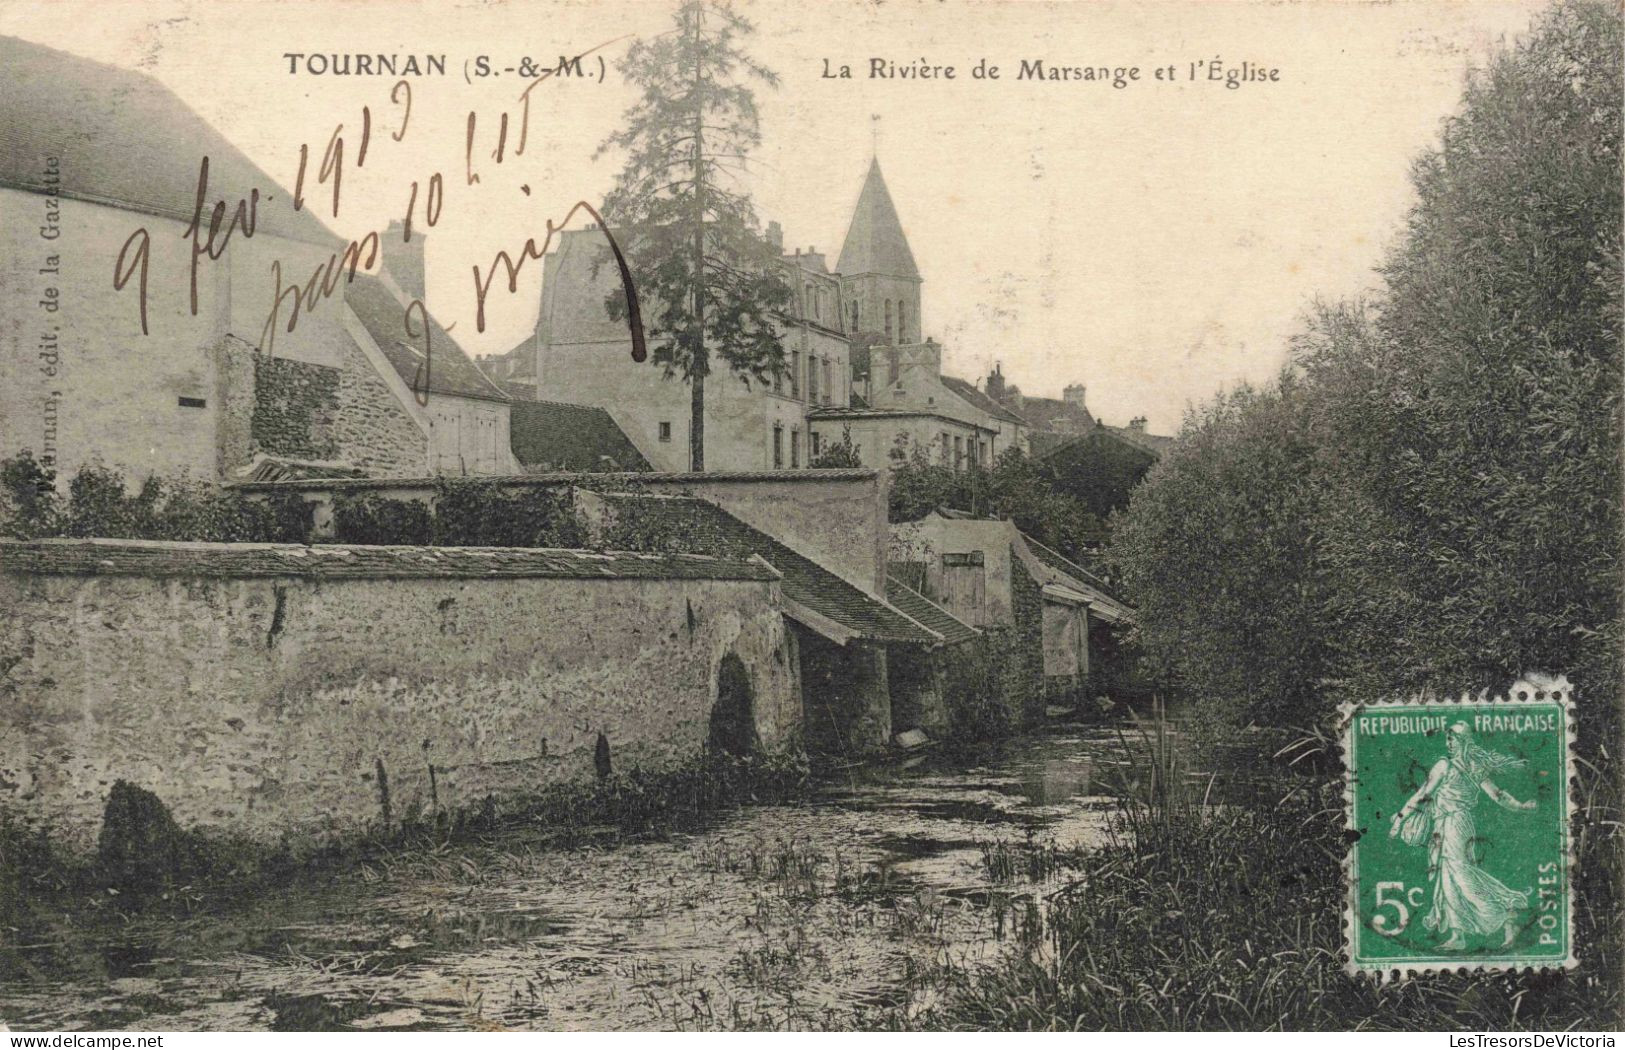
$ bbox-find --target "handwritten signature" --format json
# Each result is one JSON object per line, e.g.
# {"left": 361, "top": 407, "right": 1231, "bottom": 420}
{"left": 113, "top": 38, "right": 645, "bottom": 409}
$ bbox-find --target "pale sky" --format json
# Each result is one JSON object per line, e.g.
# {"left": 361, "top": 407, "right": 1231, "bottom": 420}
{"left": 3, "top": 0, "right": 1546, "bottom": 432}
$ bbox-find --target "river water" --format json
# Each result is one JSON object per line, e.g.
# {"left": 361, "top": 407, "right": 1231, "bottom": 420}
{"left": 1, "top": 728, "right": 1146, "bottom": 1032}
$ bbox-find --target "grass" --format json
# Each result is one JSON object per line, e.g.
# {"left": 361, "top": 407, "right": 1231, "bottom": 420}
{"left": 910, "top": 714, "right": 1623, "bottom": 1031}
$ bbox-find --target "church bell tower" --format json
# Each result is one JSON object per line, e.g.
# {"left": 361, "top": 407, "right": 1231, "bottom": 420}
{"left": 836, "top": 159, "right": 922, "bottom": 345}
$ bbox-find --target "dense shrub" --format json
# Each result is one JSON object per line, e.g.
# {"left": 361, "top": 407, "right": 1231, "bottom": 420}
{"left": 889, "top": 446, "right": 1106, "bottom": 565}
{"left": 329, "top": 492, "right": 433, "bottom": 545}
{"left": 1109, "top": 376, "right": 1328, "bottom": 723}
{"left": 432, "top": 478, "right": 586, "bottom": 548}
{"left": 0, "top": 454, "right": 312, "bottom": 543}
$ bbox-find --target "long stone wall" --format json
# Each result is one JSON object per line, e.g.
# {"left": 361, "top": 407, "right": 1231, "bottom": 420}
{"left": 0, "top": 540, "right": 800, "bottom": 850}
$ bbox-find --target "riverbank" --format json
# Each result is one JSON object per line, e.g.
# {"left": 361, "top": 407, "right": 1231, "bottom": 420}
{"left": 908, "top": 737, "right": 1622, "bottom": 1032}
{"left": 0, "top": 728, "right": 1123, "bottom": 1030}
{"left": 1, "top": 747, "right": 812, "bottom": 955}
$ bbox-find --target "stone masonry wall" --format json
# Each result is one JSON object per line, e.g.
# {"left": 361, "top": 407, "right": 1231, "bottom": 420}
{"left": 0, "top": 544, "right": 799, "bottom": 850}
{"left": 253, "top": 355, "right": 341, "bottom": 460}
{"left": 333, "top": 333, "right": 428, "bottom": 477}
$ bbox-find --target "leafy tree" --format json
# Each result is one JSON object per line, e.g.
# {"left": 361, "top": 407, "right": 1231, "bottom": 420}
{"left": 1108, "top": 377, "right": 1328, "bottom": 723}
{"left": 599, "top": 0, "right": 791, "bottom": 470}
{"left": 888, "top": 445, "right": 1106, "bottom": 566}
{"left": 1111, "top": 0, "right": 1622, "bottom": 727}
{"left": 1301, "top": 0, "right": 1622, "bottom": 703}
{"left": 809, "top": 425, "right": 862, "bottom": 468}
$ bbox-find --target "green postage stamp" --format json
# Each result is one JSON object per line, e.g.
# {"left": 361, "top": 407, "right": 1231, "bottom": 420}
{"left": 1342, "top": 675, "right": 1577, "bottom": 978}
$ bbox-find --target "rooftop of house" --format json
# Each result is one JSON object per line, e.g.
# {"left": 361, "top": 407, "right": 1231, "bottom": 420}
{"left": 940, "top": 375, "right": 1028, "bottom": 426}
{"left": 1010, "top": 394, "right": 1097, "bottom": 433}
{"left": 0, "top": 538, "right": 780, "bottom": 583}
{"left": 345, "top": 274, "right": 511, "bottom": 403}
{"left": 1039, "top": 424, "right": 1177, "bottom": 462}
{"left": 509, "top": 399, "right": 651, "bottom": 473}
{"left": 884, "top": 576, "right": 979, "bottom": 646}
{"left": 594, "top": 492, "right": 944, "bottom": 646}
{"left": 0, "top": 35, "right": 340, "bottom": 247}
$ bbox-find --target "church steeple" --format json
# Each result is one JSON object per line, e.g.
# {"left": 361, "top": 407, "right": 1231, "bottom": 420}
{"left": 837, "top": 159, "right": 923, "bottom": 345}
{"left": 837, "top": 158, "right": 920, "bottom": 279}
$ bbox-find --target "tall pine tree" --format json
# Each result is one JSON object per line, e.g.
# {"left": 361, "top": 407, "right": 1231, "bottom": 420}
{"left": 599, "top": 0, "right": 790, "bottom": 470}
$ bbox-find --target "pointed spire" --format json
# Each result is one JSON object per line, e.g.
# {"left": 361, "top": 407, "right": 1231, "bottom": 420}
{"left": 836, "top": 158, "right": 920, "bottom": 280}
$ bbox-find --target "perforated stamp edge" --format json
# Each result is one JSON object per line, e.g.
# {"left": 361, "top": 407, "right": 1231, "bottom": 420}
{"left": 1338, "top": 675, "right": 1579, "bottom": 982}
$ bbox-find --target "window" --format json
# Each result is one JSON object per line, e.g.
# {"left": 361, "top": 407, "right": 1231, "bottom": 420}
{"left": 810, "top": 431, "right": 821, "bottom": 459}
{"left": 808, "top": 355, "right": 819, "bottom": 404}
{"left": 941, "top": 432, "right": 951, "bottom": 463}
{"left": 791, "top": 428, "right": 800, "bottom": 468}
{"left": 980, "top": 439, "right": 989, "bottom": 463}
{"left": 884, "top": 300, "right": 893, "bottom": 344}
{"left": 954, "top": 435, "right": 965, "bottom": 471}
{"left": 790, "top": 350, "right": 802, "bottom": 398}
{"left": 806, "top": 282, "right": 817, "bottom": 321}
{"left": 888, "top": 348, "right": 900, "bottom": 386}
{"left": 658, "top": 421, "right": 672, "bottom": 442}
{"left": 773, "top": 423, "right": 784, "bottom": 468}
{"left": 178, "top": 396, "right": 206, "bottom": 408}
{"left": 822, "top": 358, "right": 833, "bottom": 405}
{"left": 898, "top": 300, "right": 908, "bottom": 342}
{"left": 849, "top": 301, "right": 859, "bottom": 332}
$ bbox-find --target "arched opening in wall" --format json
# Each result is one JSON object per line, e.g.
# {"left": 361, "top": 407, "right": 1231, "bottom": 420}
{"left": 708, "top": 653, "right": 759, "bottom": 756}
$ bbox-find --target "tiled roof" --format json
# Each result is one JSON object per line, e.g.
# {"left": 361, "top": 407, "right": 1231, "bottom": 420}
{"left": 884, "top": 577, "right": 978, "bottom": 645}
{"left": 510, "top": 400, "right": 651, "bottom": 472}
{"left": 0, "top": 538, "right": 777, "bottom": 582}
{"left": 231, "top": 469, "right": 879, "bottom": 493}
{"left": 345, "top": 274, "right": 510, "bottom": 402}
{"left": 0, "top": 36, "right": 340, "bottom": 247}
{"left": 596, "top": 493, "right": 939, "bottom": 645}
{"left": 836, "top": 159, "right": 920, "bottom": 279}
{"left": 940, "top": 376, "right": 1027, "bottom": 425}
{"left": 887, "top": 560, "right": 926, "bottom": 591}
{"left": 1009, "top": 395, "right": 1095, "bottom": 432}
{"left": 1101, "top": 425, "right": 1177, "bottom": 457}
{"left": 1042, "top": 426, "right": 1174, "bottom": 462}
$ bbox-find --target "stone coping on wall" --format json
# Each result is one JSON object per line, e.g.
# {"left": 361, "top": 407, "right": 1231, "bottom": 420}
{"left": 226, "top": 469, "right": 880, "bottom": 492}
{"left": 0, "top": 538, "right": 783, "bottom": 583}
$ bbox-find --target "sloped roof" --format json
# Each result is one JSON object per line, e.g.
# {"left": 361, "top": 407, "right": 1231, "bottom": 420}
{"left": 1016, "top": 532, "right": 1133, "bottom": 623}
{"left": 940, "top": 375, "right": 1026, "bottom": 425}
{"left": 884, "top": 577, "right": 979, "bottom": 645}
{"left": 836, "top": 159, "right": 920, "bottom": 280}
{"left": 1012, "top": 395, "right": 1096, "bottom": 433}
{"left": 1102, "top": 424, "right": 1177, "bottom": 457}
{"left": 1040, "top": 425, "right": 1176, "bottom": 463}
{"left": 1019, "top": 531, "right": 1113, "bottom": 592}
{"left": 345, "top": 274, "right": 510, "bottom": 402}
{"left": 0, "top": 36, "right": 339, "bottom": 247}
{"left": 1, "top": 538, "right": 778, "bottom": 583}
{"left": 597, "top": 493, "right": 939, "bottom": 645}
{"left": 510, "top": 400, "right": 650, "bottom": 472}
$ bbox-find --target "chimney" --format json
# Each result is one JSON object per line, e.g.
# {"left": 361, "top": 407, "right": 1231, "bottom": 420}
{"left": 1128, "top": 416, "right": 1147, "bottom": 431}
{"left": 766, "top": 221, "right": 783, "bottom": 251}
{"left": 986, "top": 362, "right": 1006, "bottom": 401}
{"left": 384, "top": 220, "right": 427, "bottom": 302}
{"left": 1063, "top": 383, "right": 1088, "bottom": 409}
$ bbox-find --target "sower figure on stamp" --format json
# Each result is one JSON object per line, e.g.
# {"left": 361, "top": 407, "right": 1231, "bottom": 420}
{"left": 1390, "top": 722, "right": 1537, "bottom": 950}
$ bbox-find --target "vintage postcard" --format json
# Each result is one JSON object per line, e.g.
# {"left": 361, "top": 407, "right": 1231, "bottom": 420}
{"left": 0, "top": 0, "right": 1619, "bottom": 1036}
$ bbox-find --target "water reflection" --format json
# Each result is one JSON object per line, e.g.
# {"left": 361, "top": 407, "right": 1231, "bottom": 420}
{"left": 1, "top": 728, "right": 1137, "bottom": 1032}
